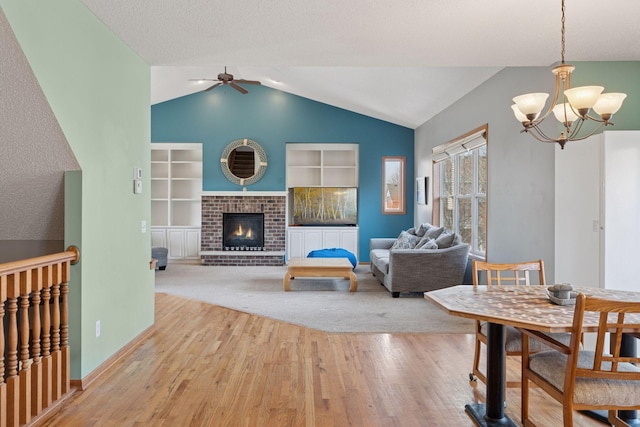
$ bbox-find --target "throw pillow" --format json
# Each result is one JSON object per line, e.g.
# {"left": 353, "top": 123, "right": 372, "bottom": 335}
{"left": 435, "top": 232, "right": 456, "bottom": 248}
{"left": 391, "top": 231, "right": 419, "bottom": 249}
{"left": 424, "top": 226, "right": 444, "bottom": 240}
{"left": 415, "top": 223, "right": 432, "bottom": 237}
{"left": 415, "top": 237, "right": 438, "bottom": 250}
{"left": 406, "top": 227, "right": 417, "bottom": 235}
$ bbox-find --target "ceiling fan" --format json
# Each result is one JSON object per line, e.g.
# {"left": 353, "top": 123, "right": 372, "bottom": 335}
{"left": 191, "top": 67, "right": 261, "bottom": 94}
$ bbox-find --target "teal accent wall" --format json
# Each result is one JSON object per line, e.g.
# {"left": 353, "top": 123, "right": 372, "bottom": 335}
{"left": 152, "top": 85, "right": 415, "bottom": 260}
{"left": 3, "top": 0, "right": 154, "bottom": 378}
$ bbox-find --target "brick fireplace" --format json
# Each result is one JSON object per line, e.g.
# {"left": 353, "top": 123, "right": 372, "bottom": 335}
{"left": 200, "top": 192, "right": 286, "bottom": 266}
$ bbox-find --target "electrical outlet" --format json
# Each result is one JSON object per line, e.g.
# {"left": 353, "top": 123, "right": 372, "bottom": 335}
{"left": 96, "top": 320, "right": 101, "bottom": 337}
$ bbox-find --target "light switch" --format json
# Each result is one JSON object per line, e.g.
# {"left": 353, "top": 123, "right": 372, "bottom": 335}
{"left": 134, "top": 179, "right": 142, "bottom": 194}
{"left": 141, "top": 220, "right": 147, "bottom": 233}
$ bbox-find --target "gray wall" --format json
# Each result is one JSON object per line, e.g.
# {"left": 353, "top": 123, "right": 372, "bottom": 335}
{"left": 416, "top": 66, "right": 561, "bottom": 278}
{"left": 415, "top": 68, "right": 554, "bottom": 278}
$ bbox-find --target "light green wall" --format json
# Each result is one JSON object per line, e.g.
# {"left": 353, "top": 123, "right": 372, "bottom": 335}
{"left": 2, "top": 0, "right": 153, "bottom": 378}
{"left": 416, "top": 62, "right": 640, "bottom": 280}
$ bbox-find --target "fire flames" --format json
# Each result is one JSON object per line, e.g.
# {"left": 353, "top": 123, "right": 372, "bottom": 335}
{"left": 233, "top": 225, "right": 254, "bottom": 239}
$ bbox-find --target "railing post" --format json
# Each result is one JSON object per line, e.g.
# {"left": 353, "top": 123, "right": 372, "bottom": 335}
{"left": 41, "top": 266, "right": 52, "bottom": 409}
{"left": 1, "top": 275, "right": 6, "bottom": 427}
{"left": 30, "top": 267, "right": 43, "bottom": 416}
{"left": 51, "top": 264, "right": 62, "bottom": 401}
{"left": 19, "top": 270, "right": 32, "bottom": 424}
{"left": 61, "top": 261, "right": 70, "bottom": 394}
{"left": 6, "top": 274, "right": 19, "bottom": 427}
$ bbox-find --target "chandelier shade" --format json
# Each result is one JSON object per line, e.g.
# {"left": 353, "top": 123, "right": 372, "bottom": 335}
{"left": 552, "top": 103, "right": 579, "bottom": 126}
{"left": 593, "top": 93, "right": 627, "bottom": 119}
{"left": 511, "top": 0, "right": 626, "bottom": 149}
{"left": 563, "top": 86, "right": 603, "bottom": 112}
{"left": 512, "top": 93, "right": 549, "bottom": 120}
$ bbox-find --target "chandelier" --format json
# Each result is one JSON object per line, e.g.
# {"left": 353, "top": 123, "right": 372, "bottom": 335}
{"left": 511, "top": 0, "right": 626, "bottom": 149}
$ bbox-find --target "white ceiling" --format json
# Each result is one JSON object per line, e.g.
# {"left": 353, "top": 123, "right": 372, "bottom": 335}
{"left": 81, "top": 0, "right": 640, "bottom": 129}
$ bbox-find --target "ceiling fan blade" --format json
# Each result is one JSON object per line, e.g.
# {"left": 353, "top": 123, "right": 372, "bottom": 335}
{"left": 204, "top": 82, "right": 222, "bottom": 92}
{"left": 235, "top": 79, "right": 261, "bottom": 85}
{"left": 230, "top": 82, "right": 249, "bottom": 94}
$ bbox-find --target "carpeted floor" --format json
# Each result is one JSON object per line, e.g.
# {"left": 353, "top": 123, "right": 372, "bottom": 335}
{"left": 154, "top": 262, "right": 474, "bottom": 334}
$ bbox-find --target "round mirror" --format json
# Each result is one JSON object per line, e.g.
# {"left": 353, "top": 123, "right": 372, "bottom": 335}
{"left": 220, "top": 138, "right": 267, "bottom": 186}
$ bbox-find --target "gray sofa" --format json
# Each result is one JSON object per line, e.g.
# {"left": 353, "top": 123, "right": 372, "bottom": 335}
{"left": 369, "top": 224, "right": 470, "bottom": 297}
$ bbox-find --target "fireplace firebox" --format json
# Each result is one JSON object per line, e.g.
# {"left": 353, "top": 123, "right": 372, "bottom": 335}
{"left": 222, "top": 213, "right": 265, "bottom": 251}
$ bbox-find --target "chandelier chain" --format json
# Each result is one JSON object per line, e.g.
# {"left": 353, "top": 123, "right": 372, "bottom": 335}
{"left": 561, "top": 0, "right": 566, "bottom": 64}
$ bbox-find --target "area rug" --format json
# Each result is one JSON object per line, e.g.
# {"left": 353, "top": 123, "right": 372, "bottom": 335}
{"left": 154, "top": 263, "right": 474, "bottom": 334}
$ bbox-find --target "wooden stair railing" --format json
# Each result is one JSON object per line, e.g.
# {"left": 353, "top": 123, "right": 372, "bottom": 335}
{"left": 1, "top": 246, "right": 79, "bottom": 427}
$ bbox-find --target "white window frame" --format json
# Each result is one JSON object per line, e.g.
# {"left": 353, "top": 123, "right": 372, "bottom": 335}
{"left": 432, "top": 125, "right": 487, "bottom": 258}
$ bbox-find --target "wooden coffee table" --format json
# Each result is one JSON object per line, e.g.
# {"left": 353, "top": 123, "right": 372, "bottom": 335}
{"left": 284, "top": 258, "right": 357, "bottom": 292}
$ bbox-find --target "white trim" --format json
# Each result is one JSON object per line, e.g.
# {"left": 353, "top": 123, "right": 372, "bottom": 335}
{"left": 201, "top": 191, "right": 288, "bottom": 197}
{"left": 431, "top": 151, "right": 449, "bottom": 162}
{"left": 151, "top": 142, "right": 202, "bottom": 150}
{"left": 432, "top": 129, "right": 487, "bottom": 163}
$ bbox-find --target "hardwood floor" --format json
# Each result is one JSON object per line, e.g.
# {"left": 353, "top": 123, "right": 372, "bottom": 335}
{"left": 36, "top": 293, "right": 602, "bottom": 426}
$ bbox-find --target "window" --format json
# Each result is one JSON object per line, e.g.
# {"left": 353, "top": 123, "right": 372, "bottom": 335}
{"left": 432, "top": 125, "right": 487, "bottom": 257}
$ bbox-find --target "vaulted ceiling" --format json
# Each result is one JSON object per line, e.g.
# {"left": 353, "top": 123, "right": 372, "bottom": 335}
{"left": 81, "top": 0, "right": 640, "bottom": 128}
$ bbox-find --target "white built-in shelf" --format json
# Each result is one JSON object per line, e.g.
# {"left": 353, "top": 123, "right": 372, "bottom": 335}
{"left": 151, "top": 143, "right": 203, "bottom": 260}
{"left": 286, "top": 143, "right": 358, "bottom": 188}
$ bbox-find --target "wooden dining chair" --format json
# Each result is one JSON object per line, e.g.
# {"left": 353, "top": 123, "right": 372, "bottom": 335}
{"left": 520, "top": 294, "right": 640, "bottom": 426}
{"left": 470, "top": 259, "right": 562, "bottom": 388}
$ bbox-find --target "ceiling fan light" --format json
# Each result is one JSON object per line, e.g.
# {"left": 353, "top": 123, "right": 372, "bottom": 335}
{"left": 552, "top": 103, "right": 579, "bottom": 125}
{"left": 511, "top": 104, "right": 529, "bottom": 123}
{"left": 593, "top": 93, "right": 627, "bottom": 116}
{"left": 564, "top": 86, "right": 604, "bottom": 111}
{"left": 512, "top": 93, "right": 549, "bottom": 120}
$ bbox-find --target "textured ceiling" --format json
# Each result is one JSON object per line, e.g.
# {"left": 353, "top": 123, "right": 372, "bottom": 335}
{"left": 81, "top": 0, "right": 640, "bottom": 128}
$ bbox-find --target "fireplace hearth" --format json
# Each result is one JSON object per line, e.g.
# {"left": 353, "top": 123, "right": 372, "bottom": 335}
{"left": 223, "top": 213, "right": 264, "bottom": 251}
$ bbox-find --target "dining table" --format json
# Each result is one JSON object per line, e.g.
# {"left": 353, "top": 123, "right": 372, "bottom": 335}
{"left": 425, "top": 284, "right": 640, "bottom": 427}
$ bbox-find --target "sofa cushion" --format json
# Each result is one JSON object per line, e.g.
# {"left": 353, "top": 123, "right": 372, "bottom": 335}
{"left": 416, "top": 223, "right": 432, "bottom": 237}
{"left": 391, "top": 231, "right": 419, "bottom": 249}
{"left": 415, "top": 237, "right": 438, "bottom": 250}
{"left": 370, "top": 249, "right": 390, "bottom": 274}
{"left": 424, "top": 226, "right": 445, "bottom": 240}
{"left": 435, "top": 232, "right": 457, "bottom": 248}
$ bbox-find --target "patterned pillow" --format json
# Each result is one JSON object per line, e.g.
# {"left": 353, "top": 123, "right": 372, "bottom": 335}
{"left": 391, "top": 231, "right": 419, "bottom": 249}
{"left": 415, "top": 237, "right": 438, "bottom": 250}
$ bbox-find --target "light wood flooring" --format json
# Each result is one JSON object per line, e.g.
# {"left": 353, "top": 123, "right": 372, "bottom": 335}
{"left": 36, "top": 293, "right": 604, "bottom": 426}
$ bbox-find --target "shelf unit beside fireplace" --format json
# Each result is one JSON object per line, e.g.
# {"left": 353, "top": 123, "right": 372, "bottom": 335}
{"left": 151, "top": 143, "right": 202, "bottom": 260}
{"left": 286, "top": 143, "right": 358, "bottom": 188}
{"left": 285, "top": 143, "right": 359, "bottom": 262}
